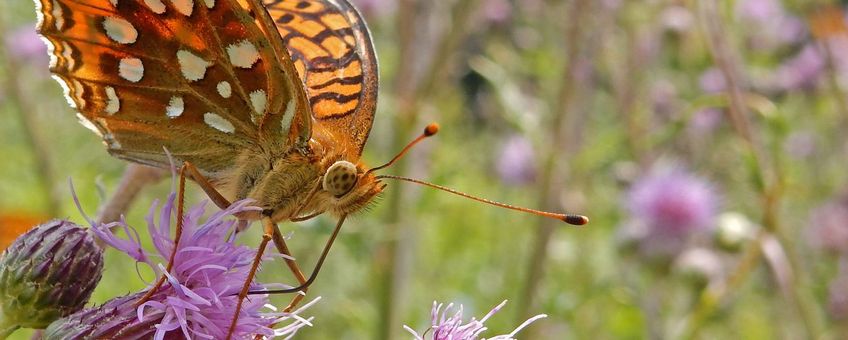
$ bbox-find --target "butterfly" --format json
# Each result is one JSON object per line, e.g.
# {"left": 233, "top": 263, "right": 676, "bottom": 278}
{"left": 35, "top": 0, "right": 586, "bottom": 337}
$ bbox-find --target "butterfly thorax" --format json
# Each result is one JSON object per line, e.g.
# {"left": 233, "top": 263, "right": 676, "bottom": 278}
{"left": 228, "top": 133, "right": 383, "bottom": 223}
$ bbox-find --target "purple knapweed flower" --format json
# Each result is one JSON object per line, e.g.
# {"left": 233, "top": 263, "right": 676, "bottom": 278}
{"left": 496, "top": 136, "right": 537, "bottom": 186}
{"left": 807, "top": 195, "right": 848, "bottom": 254}
{"left": 4, "top": 24, "right": 48, "bottom": 64}
{"left": 87, "top": 192, "right": 314, "bottom": 339}
{"left": 619, "top": 164, "right": 719, "bottom": 258}
{"left": 403, "top": 300, "right": 546, "bottom": 340}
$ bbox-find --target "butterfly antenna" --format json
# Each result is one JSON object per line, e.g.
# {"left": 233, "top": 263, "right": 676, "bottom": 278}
{"left": 374, "top": 175, "right": 589, "bottom": 226}
{"left": 365, "top": 123, "right": 440, "bottom": 175}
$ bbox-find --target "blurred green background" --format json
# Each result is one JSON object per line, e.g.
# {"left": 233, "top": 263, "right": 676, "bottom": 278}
{"left": 3, "top": 0, "right": 848, "bottom": 338}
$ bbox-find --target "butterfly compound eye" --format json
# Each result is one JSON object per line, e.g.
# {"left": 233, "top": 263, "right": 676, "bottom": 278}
{"left": 323, "top": 161, "right": 359, "bottom": 197}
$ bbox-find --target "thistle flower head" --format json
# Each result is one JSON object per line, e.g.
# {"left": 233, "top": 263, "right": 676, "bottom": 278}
{"left": 0, "top": 220, "right": 103, "bottom": 333}
{"left": 86, "top": 193, "right": 312, "bottom": 339}
{"left": 404, "top": 300, "right": 546, "bottom": 340}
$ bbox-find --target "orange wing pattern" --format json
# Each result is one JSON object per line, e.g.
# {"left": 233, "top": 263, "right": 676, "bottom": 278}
{"left": 35, "top": 0, "right": 312, "bottom": 177}
{"left": 264, "top": 0, "right": 378, "bottom": 158}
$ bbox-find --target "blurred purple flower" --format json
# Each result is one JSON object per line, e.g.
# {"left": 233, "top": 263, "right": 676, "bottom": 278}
{"left": 626, "top": 165, "right": 719, "bottom": 238}
{"left": 4, "top": 24, "right": 48, "bottom": 64}
{"left": 482, "top": 0, "right": 512, "bottom": 25}
{"left": 350, "top": 0, "right": 395, "bottom": 18}
{"left": 404, "top": 300, "right": 546, "bottom": 340}
{"left": 496, "top": 135, "right": 537, "bottom": 186}
{"left": 699, "top": 68, "right": 727, "bottom": 94}
{"left": 828, "top": 264, "right": 848, "bottom": 320}
{"left": 783, "top": 130, "right": 817, "bottom": 159}
{"left": 688, "top": 108, "right": 724, "bottom": 136}
{"left": 90, "top": 193, "right": 311, "bottom": 339}
{"left": 774, "top": 45, "right": 826, "bottom": 91}
{"left": 660, "top": 6, "right": 694, "bottom": 33}
{"left": 808, "top": 196, "right": 848, "bottom": 254}
{"left": 735, "top": 0, "right": 783, "bottom": 23}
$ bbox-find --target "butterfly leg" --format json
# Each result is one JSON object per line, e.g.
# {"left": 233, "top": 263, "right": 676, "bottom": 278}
{"left": 269, "top": 227, "right": 309, "bottom": 312}
{"left": 226, "top": 215, "right": 275, "bottom": 340}
{"left": 135, "top": 163, "right": 191, "bottom": 306}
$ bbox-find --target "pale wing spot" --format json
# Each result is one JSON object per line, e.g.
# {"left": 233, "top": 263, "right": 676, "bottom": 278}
{"left": 166, "top": 96, "right": 184, "bottom": 118}
{"left": 204, "top": 0, "right": 214, "bottom": 8}
{"left": 76, "top": 113, "right": 103, "bottom": 137}
{"left": 109, "top": 0, "right": 118, "bottom": 6}
{"left": 204, "top": 112, "right": 235, "bottom": 133}
{"left": 103, "top": 17, "right": 138, "bottom": 44}
{"left": 171, "top": 0, "right": 194, "bottom": 16}
{"left": 103, "top": 133, "right": 122, "bottom": 149}
{"left": 226, "top": 40, "right": 260, "bottom": 68}
{"left": 60, "top": 41, "right": 75, "bottom": 70}
{"left": 177, "top": 50, "right": 210, "bottom": 81}
{"left": 143, "top": 0, "right": 166, "bottom": 14}
{"left": 51, "top": 0, "right": 64, "bottom": 31}
{"left": 118, "top": 57, "right": 144, "bottom": 82}
{"left": 104, "top": 86, "right": 120, "bottom": 114}
{"left": 217, "top": 81, "right": 232, "bottom": 98}
{"left": 280, "top": 99, "right": 295, "bottom": 134}
{"left": 249, "top": 90, "right": 267, "bottom": 115}
{"left": 71, "top": 79, "right": 85, "bottom": 109}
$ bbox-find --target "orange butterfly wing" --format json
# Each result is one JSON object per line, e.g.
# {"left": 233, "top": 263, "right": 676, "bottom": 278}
{"left": 265, "top": 0, "right": 378, "bottom": 159}
{"left": 35, "top": 0, "right": 313, "bottom": 178}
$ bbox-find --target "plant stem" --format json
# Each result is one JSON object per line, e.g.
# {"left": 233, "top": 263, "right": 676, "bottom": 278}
{"left": 515, "top": 0, "right": 593, "bottom": 323}
{"left": 0, "top": 14, "right": 60, "bottom": 217}
{"left": 685, "top": 1, "right": 823, "bottom": 337}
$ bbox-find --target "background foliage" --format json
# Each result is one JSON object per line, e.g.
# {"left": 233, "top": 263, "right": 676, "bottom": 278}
{"left": 1, "top": 0, "right": 847, "bottom": 338}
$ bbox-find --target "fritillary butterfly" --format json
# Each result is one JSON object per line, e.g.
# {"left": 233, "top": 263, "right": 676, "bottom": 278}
{"left": 34, "top": 0, "right": 586, "bottom": 336}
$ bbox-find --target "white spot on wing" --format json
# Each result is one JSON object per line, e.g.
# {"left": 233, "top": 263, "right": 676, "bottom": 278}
{"left": 226, "top": 40, "right": 260, "bottom": 68}
{"left": 52, "top": 0, "right": 64, "bottom": 31}
{"left": 105, "top": 86, "right": 120, "bottom": 114}
{"left": 144, "top": 0, "right": 166, "bottom": 13}
{"left": 103, "top": 17, "right": 138, "bottom": 44}
{"left": 60, "top": 41, "right": 75, "bottom": 70}
{"left": 166, "top": 96, "right": 184, "bottom": 118}
{"left": 109, "top": 0, "right": 118, "bottom": 6}
{"left": 71, "top": 79, "right": 85, "bottom": 109}
{"left": 204, "top": 0, "right": 214, "bottom": 8}
{"left": 177, "top": 50, "right": 210, "bottom": 81}
{"left": 204, "top": 112, "right": 235, "bottom": 133}
{"left": 281, "top": 99, "right": 295, "bottom": 134}
{"left": 217, "top": 81, "right": 232, "bottom": 98}
{"left": 171, "top": 0, "right": 194, "bottom": 16}
{"left": 249, "top": 90, "right": 267, "bottom": 116}
{"left": 119, "top": 57, "right": 144, "bottom": 82}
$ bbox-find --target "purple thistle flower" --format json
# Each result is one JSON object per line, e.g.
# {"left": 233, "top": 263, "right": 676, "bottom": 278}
{"left": 88, "top": 193, "right": 314, "bottom": 339}
{"left": 774, "top": 45, "right": 826, "bottom": 91}
{"left": 4, "top": 24, "right": 48, "bottom": 64}
{"left": 626, "top": 165, "right": 718, "bottom": 237}
{"left": 807, "top": 195, "right": 848, "bottom": 254}
{"left": 619, "top": 164, "right": 719, "bottom": 258}
{"left": 404, "top": 300, "right": 546, "bottom": 340}
{"left": 495, "top": 136, "right": 537, "bottom": 186}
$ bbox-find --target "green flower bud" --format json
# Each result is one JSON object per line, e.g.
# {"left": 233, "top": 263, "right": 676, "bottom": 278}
{"left": 0, "top": 220, "right": 104, "bottom": 337}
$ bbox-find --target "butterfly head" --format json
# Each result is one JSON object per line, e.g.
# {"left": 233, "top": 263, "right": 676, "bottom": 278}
{"left": 321, "top": 160, "right": 384, "bottom": 215}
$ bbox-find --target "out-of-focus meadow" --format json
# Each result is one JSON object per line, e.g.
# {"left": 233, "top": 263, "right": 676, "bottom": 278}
{"left": 2, "top": 0, "right": 848, "bottom": 338}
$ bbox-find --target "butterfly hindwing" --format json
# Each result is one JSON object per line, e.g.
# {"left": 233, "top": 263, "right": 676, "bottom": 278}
{"left": 35, "top": 0, "right": 311, "bottom": 177}
{"left": 265, "top": 0, "right": 378, "bottom": 159}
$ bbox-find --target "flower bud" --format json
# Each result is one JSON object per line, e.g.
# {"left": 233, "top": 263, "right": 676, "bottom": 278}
{"left": 0, "top": 220, "right": 104, "bottom": 332}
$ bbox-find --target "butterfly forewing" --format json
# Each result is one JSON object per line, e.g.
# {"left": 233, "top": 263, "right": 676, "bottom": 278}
{"left": 36, "top": 0, "right": 311, "bottom": 177}
{"left": 265, "top": 0, "right": 378, "bottom": 159}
